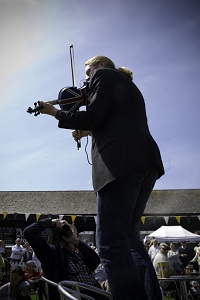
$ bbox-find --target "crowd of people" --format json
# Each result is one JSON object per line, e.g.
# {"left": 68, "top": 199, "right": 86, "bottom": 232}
{"left": 0, "top": 232, "right": 200, "bottom": 300}
{"left": 144, "top": 238, "right": 200, "bottom": 299}
{"left": 0, "top": 238, "right": 47, "bottom": 300}
{"left": 0, "top": 220, "right": 110, "bottom": 300}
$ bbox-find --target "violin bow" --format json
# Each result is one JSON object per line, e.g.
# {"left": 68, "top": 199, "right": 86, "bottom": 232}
{"left": 70, "top": 44, "right": 81, "bottom": 150}
{"left": 70, "top": 44, "right": 76, "bottom": 87}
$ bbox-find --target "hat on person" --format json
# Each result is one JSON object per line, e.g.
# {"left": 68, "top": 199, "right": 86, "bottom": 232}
{"left": 18, "top": 281, "right": 30, "bottom": 291}
{"left": 160, "top": 243, "right": 169, "bottom": 249}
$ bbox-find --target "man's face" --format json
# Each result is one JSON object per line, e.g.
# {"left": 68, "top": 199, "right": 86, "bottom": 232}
{"left": 27, "top": 263, "right": 36, "bottom": 273}
{"left": 24, "top": 242, "right": 31, "bottom": 250}
{"left": 10, "top": 273, "right": 23, "bottom": 287}
{"left": 16, "top": 238, "right": 21, "bottom": 246}
{"left": 160, "top": 247, "right": 168, "bottom": 256}
{"left": 153, "top": 240, "right": 157, "bottom": 246}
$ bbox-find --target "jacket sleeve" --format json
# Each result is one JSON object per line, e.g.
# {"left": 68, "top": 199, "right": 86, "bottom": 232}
{"left": 24, "top": 218, "right": 54, "bottom": 264}
{"left": 76, "top": 240, "right": 100, "bottom": 271}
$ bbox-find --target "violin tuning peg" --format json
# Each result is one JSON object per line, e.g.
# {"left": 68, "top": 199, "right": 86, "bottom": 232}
{"left": 27, "top": 107, "right": 32, "bottom": 114}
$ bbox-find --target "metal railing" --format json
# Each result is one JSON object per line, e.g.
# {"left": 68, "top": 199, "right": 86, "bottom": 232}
{"left": 41, "top": 277, "right": 112, "bottom": 300}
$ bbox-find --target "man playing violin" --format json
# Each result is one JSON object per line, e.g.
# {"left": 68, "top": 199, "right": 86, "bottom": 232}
{"left": 39, "top": 55, "right": 164, "bottom": 300}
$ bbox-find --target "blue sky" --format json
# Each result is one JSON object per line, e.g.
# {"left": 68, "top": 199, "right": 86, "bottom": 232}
{"left": 0, "top": 0, "right": 199, "bottom": 191}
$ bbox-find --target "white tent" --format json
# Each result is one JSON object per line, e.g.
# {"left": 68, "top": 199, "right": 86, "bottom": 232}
{"left": 145, "top": 226, "right": 200, "bottom": 243}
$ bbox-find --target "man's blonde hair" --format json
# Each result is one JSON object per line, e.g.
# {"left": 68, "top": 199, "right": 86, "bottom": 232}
{"left": 85, "top": 56, "right": 115, "bottom": 69}
{"left": 118, "top": 67, "right": 134, "bottom": 80}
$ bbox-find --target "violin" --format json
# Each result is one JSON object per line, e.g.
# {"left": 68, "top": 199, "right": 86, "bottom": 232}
{"left": 27, "top": 83, "right": 88, "bottom": 116}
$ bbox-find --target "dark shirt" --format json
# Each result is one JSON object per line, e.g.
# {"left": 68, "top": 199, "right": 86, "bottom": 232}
{"left": 178, "top": 246, "right": 191, "bottom": 265}
{"left": 23, "top": 250, "right": 32, "bottom": 263}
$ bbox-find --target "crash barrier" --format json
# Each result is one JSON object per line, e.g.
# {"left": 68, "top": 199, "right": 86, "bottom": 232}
{"left": 41, "top": 277, "right": 112, "bottom": 300}
{"left": 10, "top": 261, "right": 26, "bottom": 270}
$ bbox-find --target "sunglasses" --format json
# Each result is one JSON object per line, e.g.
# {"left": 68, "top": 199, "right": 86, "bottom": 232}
{"left": 161, "top": 248, "right": 168, "bottom": 250}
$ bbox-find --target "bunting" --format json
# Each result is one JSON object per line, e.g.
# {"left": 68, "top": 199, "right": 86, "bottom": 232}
{"left": 25, "top": 213, "right": 30, "bottom": 221}
{"left": 71, "top": 215, "right": 76, "bottom": 224}
{"left": 36, "top": 213, "right": 41, "bottom": 221}
{"left": 151, "top": 217, "right": 156, "bottom": 224}
{"left": 164, "top": 216, "right": 169, "bottom": 224}
{"left": 14, "top": 213, "right": 18, "bottom": 220}
{"left": 0, "top": 212, "right": 200, "bottom": 227}
{"left": 3, "top": 212, "right": 8, "bottom": 220}
{"left": 83, "top": 216, "right": 87, "bottom": 223}
{"left": 59, "top": 214, "right": 64, "bottom": 220}
{"left": 187, "top": 216, "right": 191, "bottom": 224}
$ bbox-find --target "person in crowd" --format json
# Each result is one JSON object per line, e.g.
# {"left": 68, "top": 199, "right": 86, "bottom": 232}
{"left": 0, "top": 252, "right": 6, "bottom": 285}
{"left": 148, "top": 238, "right": 159, "bottom": 262}
{"left": 167, "top": 242, "right": 182, "bottom": 273}
{"left": 22, "top": 242, "right": 33, "bottom": 264}
{"left": 153, "top": 243, "right": 176, "bottom": 278}
{"left": 190, "top": 246, "right": 200, "bottom": 272}
{"left": 10, "top": 239, "right": 25, "bottom": 263}
{"left": 5, "top": 247, "right": 12, "bottom": 260}
{"left": 0, "top": 254, "right": 11, "bottom": 286}
{"left": 24, "top": 218, "right": 107, "bottom": 300}
{"left": 178, "top": 241, "right": 191, "bottom": 271}
{"left": 153, "top": 243, "right": 180, "bottom": 299}
{"left": 16, "top": 280, "right": 31, "bottom": 300}
{"left": 188, "top": 281, "right": 200, "bottom": 300}
{"left": 0, "top": 240, "right": 6, "bottom": 255}
{"left": 148, "top": 236, "right": 155, "bottom": 248}
{"left": 38, "top": 55, "right": 164, "bottom": 300}
{"left": 0, "top": 266, "right": 26, "bottom": 299}
{"left": 194, "top": 242, "right": 200, "bottom": 254}
{"left": 32, "top": 251, "right": 42, "bottom": 272}
{"left": 24, "top": 260, "right": 47, "bottom": 300}
{"left": 144, "top": 242, "right": 150, "bottom": 252}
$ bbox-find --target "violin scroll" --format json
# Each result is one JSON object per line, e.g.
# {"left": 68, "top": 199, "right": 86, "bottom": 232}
{"left": 27, "top": 102, "right": 44, "bottom": 116}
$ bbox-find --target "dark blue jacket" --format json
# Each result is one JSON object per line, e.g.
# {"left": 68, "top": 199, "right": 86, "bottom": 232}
{"left": 58, "top": 68, "right": 164, "bottom": 191}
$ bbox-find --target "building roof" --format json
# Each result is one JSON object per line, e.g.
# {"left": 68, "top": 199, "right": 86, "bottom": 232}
{"left": 0, "top": 189, "right": 200, "bottom": 215}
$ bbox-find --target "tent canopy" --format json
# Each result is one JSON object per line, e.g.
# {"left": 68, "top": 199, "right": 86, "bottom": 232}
{"left": 146, "top": 226, "right": 200, "bottom": 243}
